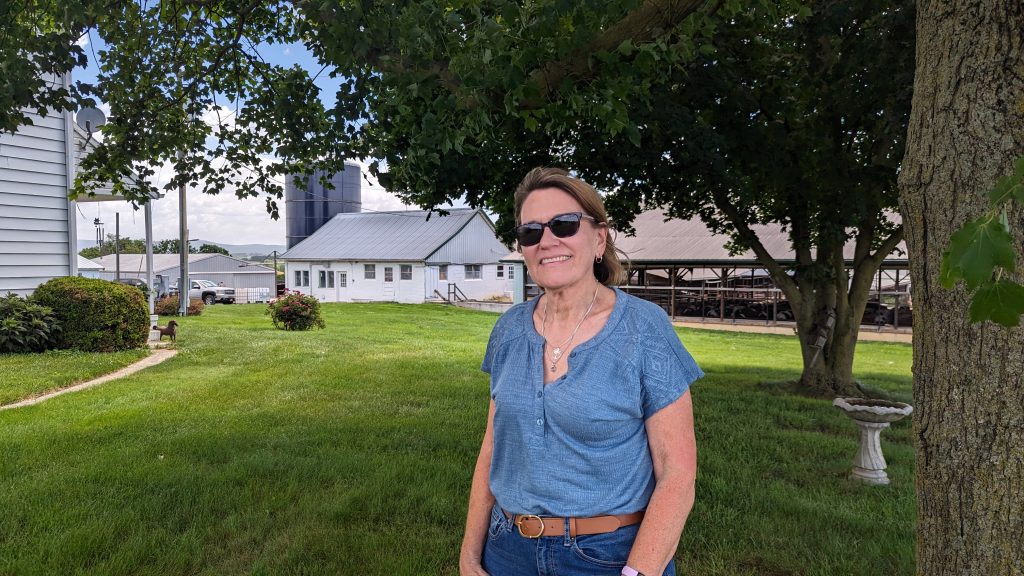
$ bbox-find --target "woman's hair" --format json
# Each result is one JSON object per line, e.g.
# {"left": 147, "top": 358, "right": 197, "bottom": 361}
{"left": 513, "top": 167, "right": 626, "bottom": 286}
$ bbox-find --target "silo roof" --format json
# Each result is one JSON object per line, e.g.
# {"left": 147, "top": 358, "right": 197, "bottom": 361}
{"left": 280, "top": 208, "right": 483, "bottom": 261}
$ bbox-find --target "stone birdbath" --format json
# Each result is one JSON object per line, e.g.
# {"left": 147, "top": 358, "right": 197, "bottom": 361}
{"left": 833, "top": 397, "right": 913, "bottom": 485}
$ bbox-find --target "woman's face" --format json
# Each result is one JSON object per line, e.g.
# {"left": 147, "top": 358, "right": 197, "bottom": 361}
{"left": 519, "top": 187, "right": 606, "bottom": 293}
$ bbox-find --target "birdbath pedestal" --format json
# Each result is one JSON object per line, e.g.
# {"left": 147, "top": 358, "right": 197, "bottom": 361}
{"left": 833, "top": 397, "right": 913, "bottom": 485}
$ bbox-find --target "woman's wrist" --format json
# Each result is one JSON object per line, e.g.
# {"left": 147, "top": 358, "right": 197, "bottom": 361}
{"left": 621, "top": 567, "right": 645, "bottom": 576}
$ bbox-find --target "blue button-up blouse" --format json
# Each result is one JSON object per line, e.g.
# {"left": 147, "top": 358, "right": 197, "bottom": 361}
{"left": 481, "top": 288, "right": 704, "bottom": 517}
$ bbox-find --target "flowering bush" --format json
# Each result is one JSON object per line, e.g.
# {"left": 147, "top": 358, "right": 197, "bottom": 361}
{"left": 155, "top": 296, "right": 204, "bottom": 316}
{"left": 266, "top": 290, "right": 325, "bottom": 331}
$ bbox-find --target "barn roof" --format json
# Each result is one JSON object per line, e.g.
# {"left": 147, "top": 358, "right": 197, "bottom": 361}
{"left": 281, "top": 208, "right": 485, "bottom": 261}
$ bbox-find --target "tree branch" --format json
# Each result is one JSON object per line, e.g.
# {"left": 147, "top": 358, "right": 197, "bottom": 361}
{"left": 712, "top": 189, "right": 802, "bottom": 305}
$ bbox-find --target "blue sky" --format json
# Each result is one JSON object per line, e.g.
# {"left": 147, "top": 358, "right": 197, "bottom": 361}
{"left": 72, "top": 32, "right": 413, "bottom": 247}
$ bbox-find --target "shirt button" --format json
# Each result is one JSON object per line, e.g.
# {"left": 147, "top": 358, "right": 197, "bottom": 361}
{"left": 537, "top": 391, "right": 543, "bottom": 398}
{"left": 536, "top": 419, "right": 543, "bottom": 426}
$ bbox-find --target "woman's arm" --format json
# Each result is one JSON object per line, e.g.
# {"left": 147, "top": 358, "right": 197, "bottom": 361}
{"left": 626, "top": 391, "right": 697, "bottom": 575}
{"left": 459, "top": 400, "right": 497, "bottom": 576}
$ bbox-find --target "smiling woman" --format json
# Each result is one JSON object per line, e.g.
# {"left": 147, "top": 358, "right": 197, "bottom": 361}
{"left": 459, "top": 168, "right": 705, "bottom": 576}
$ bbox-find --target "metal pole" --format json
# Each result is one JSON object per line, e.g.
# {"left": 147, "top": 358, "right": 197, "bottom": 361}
{"left": 115, "top": 212, "right": 120, "bottom": 280}
{"left": 178, "top": 154, "right": 189, "bottom": 317}
{"left": 145, "top": 200, "right": 155, "bottom": 315}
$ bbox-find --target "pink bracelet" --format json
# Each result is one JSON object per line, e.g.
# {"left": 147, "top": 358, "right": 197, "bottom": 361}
{"left": 621, "top": 567, "right": 644, "bottom": 576}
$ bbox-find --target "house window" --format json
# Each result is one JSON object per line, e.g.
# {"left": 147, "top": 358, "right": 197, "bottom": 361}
{"left": 318, "top": 270, "right": 330, "bottom": 288}
{"left": 295, "top": 270, "right": 309, "bottom": 287}
{"left": 364, "top": 264, "right": 376, "bottom": 279}
{"left": 338, "top": 272, "right": 347, "bottom": 288}
{"left": 465, "top": 264, "right": 482, "bottom": 280}
{"left": 327, "top": 271, "right": 335, "bottom": 288}
{"left": 401, "top": 264, "right": 412, "bottom": 280}
{"left": 302, "top": 270, "right": 309, "bottom": 286}
{"left": 384, "top": 266, "right": 394, "bottom": 282}
{"left": 439, "top": 265, "right": 448, "bottom": 281}
{"left": 508, "top": 265, "right": 515, "bottom": 280}
{"left": 496, "top": 265, "right": 504, "bottom": 279}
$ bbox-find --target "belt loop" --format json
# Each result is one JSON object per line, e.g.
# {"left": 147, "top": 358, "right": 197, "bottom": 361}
{"left": 563, "top": 517, "right": 572, "bottom": 546}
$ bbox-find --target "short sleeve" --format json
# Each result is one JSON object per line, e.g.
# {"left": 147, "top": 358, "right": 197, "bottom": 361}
{"left": 481, "top": 318, "right": 502, "bottom": 375}
{"left": 640, "top": 311, "right": 704, "bottom": 418}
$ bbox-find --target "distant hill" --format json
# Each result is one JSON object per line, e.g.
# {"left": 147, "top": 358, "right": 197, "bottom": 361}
{"left": 77, "top": 239, "right": 285, "bottom": 257}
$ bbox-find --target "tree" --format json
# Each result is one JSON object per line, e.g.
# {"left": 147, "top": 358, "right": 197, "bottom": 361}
{"left": 1, "top": 0, "right": 346, "bottom": 213}
{"left": 77, "top": 233, "right": 146, "bottom": 258}
{"left": 897, "top": 1, "right": 1023, "bottom": 572}
{"left": 197, "top": 243, "right": 229, "bottom": 255}
{"left": 309, "top": 0, "right": 913, "bottom": 395}
{"left": 153, "top": 239, "right": 196, "bottom": 254}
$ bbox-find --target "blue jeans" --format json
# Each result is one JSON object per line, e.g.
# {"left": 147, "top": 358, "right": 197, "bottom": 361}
{"left": 482, "top": 505, "right": 676, "bottom": 576}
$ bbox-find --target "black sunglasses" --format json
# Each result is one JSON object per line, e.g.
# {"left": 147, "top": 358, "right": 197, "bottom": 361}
{"left": 515, "top": 212, "right": 598, "bottom": 247}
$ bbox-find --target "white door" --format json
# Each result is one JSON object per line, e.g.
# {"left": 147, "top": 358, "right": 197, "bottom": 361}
{"left": 336, "top": 271, "right": 348, "bottom": 301}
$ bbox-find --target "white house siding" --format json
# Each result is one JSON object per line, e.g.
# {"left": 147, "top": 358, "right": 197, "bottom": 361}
{"left": 0, "top": 106, "right": 74, "bottom": 295}
{"left": 431, "top": 263, "right": 513, "bottom": 301}
{"left": 425, "top": 214, "right": 511, "bottom": 300}
{"left": 287, "top": 260, "right": 427, "bottom": 303}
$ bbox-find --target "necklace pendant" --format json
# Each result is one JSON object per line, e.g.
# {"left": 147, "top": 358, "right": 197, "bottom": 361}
{"left": 552, "top": 346, "right": 563, "bottom": 360}
{"left": 550, "top": 364, "right": 556, "bottom": 373}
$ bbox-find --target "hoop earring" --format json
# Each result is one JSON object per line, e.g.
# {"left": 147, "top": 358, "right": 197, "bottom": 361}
{"left": 596, "top": 255, "right": 603, "bottom": 263}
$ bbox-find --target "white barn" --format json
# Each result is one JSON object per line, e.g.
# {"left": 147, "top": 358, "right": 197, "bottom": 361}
{"left": 281, "top": 208, "right": 513, "bottom": 303}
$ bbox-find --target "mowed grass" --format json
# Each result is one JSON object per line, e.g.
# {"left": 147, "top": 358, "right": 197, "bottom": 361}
{"left": 0, "top": 303, "right": 914, "bottom": 575}
{"left": 0, "top": 348, "right": 149, "bottom": 405}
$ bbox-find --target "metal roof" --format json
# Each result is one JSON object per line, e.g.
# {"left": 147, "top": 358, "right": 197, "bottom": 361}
{"left": 76, "top": 255, "right": 104, "bottom": 271}
{"left": 500, "top": 209, "right": 908, "bottom": 266}
{"left": 280, "top": 208, "right": 484, "bottom": 261}
{"left": 93, "top": 253, "right": 216, "bottom": 274}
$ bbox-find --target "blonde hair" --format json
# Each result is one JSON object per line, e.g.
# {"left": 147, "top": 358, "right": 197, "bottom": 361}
{"left": 514, "top": 167, "right": 626, "bottom": 286}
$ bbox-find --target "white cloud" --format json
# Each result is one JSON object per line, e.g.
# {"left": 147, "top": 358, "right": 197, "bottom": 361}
{"left": 75, "top": 158, "right": 415, "bottom": 247}
{"left": 75, "top": 33, "right": 89, "bottom": 48}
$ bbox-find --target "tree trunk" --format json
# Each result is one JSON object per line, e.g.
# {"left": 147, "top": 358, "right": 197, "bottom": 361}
{"left": 790, "top": 280, "right": 864, "bottom": 398}
{"left": 898, "top": 2, "right": 1024, "bottom": 574}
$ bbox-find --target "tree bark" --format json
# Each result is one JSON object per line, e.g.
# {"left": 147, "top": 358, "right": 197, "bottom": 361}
{"left": 898, "top": 2, "right": 1024, "bottom": 574}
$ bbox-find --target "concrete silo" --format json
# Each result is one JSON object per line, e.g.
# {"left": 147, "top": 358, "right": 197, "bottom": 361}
{"left": 285, "top": 163, "right": 362, "bottom": 248}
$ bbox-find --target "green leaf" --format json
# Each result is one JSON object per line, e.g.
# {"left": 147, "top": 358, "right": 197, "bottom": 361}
{"left": 947, "top": 216, "right": 1016, "bottom": 289}
{"left": 624, "top": 124, "right": 641, "bottom": 147}
{"left": 617, "top": 39, "right": 633, "bottom": 56}
{"left": 989, "top": 175, "right": 1016, "bottom": 206}
{"left": 969, "top": 279, "right": 1024, "bottom": 327}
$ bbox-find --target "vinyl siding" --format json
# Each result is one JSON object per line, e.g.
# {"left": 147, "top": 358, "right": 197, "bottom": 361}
{"left": 0, "top": 108, "right": 72, "bottom": 295}
{"left": 287, "top": 260, "right": 427, "bottom": 304}
{"left": 426, "top": 213, "right": 510, "bottom": 265}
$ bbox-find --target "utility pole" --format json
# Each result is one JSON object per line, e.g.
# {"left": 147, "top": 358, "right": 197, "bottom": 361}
{"left": 115, "top": 212, "right": 120, "bottom": 280}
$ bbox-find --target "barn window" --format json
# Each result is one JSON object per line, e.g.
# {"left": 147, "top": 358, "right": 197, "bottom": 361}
{"left": 384, "top": 267, "right": 394, "bottom": 282}
{"left": 401, "top": 265, "right": 412, "bottom": 280}
{"left": 364, "top": 264, "right": 376, "bottom": 279}
{"left": 465, "top": 264, "right": 482, "bottom": 280}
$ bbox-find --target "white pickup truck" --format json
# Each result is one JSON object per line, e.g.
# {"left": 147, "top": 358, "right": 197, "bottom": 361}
{"left": 169, "top": 279, "right": 235, "bottom": 304}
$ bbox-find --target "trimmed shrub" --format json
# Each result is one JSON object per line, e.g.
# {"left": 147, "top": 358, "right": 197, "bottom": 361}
{"left": 266, "top": 291, "right": 325, "bottom": 331}
{"left": 0, "top": 293, "right": 61, "bottom": 353}
{"left": 32, "top": 277, "right": 148, "bottom": 352}
{"left": 154, "top": 296, "right": 204, "bottom": 316}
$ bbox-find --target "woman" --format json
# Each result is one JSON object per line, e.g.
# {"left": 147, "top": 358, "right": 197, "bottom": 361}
{"left": 459, "top": 168, "right": 703, "bottom": 576}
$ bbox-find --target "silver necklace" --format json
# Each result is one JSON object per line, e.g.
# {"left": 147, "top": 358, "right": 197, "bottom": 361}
{"left": 542, "top": 286, "right": 599, "bottom": 373}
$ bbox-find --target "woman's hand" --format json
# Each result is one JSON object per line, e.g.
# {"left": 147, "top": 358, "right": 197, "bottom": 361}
{"left": 458, "top": 553, "right": 490, "bottom": 576}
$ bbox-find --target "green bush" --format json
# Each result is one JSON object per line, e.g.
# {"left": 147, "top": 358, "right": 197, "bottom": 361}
{"left": 32, "top": 277, "right": 148, "bottom": 352}
{"left": 266, "top": 291, "right": 325, "bottom": 331}
{"left": 0, "top": 293, "right": 61, "bottom": 353}
{"left": 154, "top": 296, "right": 204, "bottom": 316}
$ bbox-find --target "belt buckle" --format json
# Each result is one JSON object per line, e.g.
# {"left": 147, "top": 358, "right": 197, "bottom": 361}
{"left": 515, "top": 514, "right": 545, "bottom": 538}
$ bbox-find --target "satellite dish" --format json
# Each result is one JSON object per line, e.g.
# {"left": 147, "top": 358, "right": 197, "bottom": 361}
{"left": 76, "top": 107, "right": 106, "bottom": 133}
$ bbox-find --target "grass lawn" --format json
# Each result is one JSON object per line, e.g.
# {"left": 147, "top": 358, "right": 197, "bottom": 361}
{"left": 0, "top": 303, "right": 914, "bottom": 575}
{"left": 0, "top": 348, "right": 150, "bottom": 406}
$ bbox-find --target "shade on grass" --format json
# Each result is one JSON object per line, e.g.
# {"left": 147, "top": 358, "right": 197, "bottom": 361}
{"left": 0, "top": 349, "right": 149, "bottom": 406}
{"left": 0, "top": 303, "right": 913, "bottom": 575}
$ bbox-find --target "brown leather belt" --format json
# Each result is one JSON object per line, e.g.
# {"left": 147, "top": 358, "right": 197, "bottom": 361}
{"left": 504, "top": 509, "right": 644, "bottom": 539}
